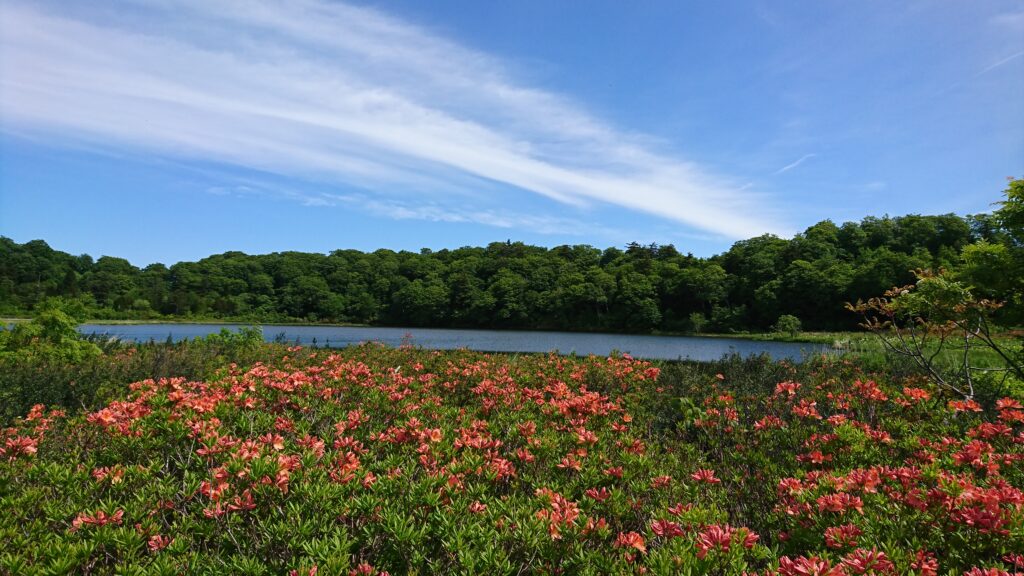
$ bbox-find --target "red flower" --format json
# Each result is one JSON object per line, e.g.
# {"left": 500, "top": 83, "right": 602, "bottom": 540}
{"left": 695, "top": 524, "right": 734, "bottom": 559}
{"left": 963, "top": 569, "right": 1011, "bottom": 576}
{"left": 558, "top": 454, "right": 583, "bottom": 472}
{"left": 515, "top": 447, "right": 535, "bottom": 463}
{"left": 853, "top": 380, "right": 888, "bottom": 402}
{"left": 754, "top": 415, "right": 785, "bottom": 430}
{"left": 996, "top": 398, "right": 1023, "bottom": 410}
{"left": 148, "top": 534, "right": 172, "bottom": 552}
{"left": 902, "top": 387, "right": 931, "bottom": 403}
{"left": 775, "top": 381, "right": 801, "bottom": 397}
{"left": 690, "top": 469, "right": 721, "bottom": 484}
{"left": 582, "top": 516, "right": 608, "bottom": 535}
{"left": 668, "top": 502, "right": 693, "bottom": 516}
{"left": 910, "top": 550, "right": 938, "bottom": 576}
{"left": 949, "top": 399, "right": 983, "bottom": 413}
{"left": 1004, "top": 554, "right": 1024, "bottom": 569}
{"left": 614, "top": 531, "right": 646, "bottom": 554}
{"left": 576, "top": 428, "right": 599, "bottom": 445}
{"left": 797, "top": 450, "right": 833, "bottom": 465}
{"left": 2, "top": 436, "right": 38, "bottom": 460}
{"left": 650, "top": 475, "right": 671, "bottom": 489}
{"left": 535, "top": 488, "right": 580, "bottom": 540}
{"left": 816, "top": 493, "right": 864, "bottom": 514}
{"left": 649, "top": 519, "right": 684, "bottom": 538}
{"left": 792, "top": 399, "right": 822, "bottom": 420}
{"left": 824, "top": 524, "right": 862, "bottom": 549}
{"left": 70, "top": 509, "right": 124, "bottom": 531}
{"left": 996, "top": 398, "right": 1024, "bottom": 423}
{"left": 227, "top": 490, "right": 256, "bottom": 513}
{"left": 777, "top": 556, "right": 846, "bottom": 576}
{"left": 841, "top": 548, "right": 894, "bottom": 574}
{"left": 348, "top": 563, "right": 388, "bottom": 576}
{"left": 517, "top": 421, "right": 537, "bottom": 437}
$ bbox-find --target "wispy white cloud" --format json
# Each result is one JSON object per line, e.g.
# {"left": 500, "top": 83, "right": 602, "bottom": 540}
{"left": 0, "top": 0, "right": 788, "bottom": 238}
{"left": 990, "top": 10, "right": 1024, "bottom": 32}
{"left": 205, "top": 181, "right": 605, "bottom": 236}
{"left": 977, "top": 50, "right": 1024, "bottom": 75}
{"left": 932, "top": 47, "right": 1024, "bottom": 96}
{"left": 329, "top": 194, "right": 605, "bottom": 236}
{"left": 774, "top": 153, "right": 817, "bottom": 175}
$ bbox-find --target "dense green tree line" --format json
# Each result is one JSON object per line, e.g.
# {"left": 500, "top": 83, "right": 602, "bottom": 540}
{"left": 2, "top": 182, "right": 1021, "bottom": 332}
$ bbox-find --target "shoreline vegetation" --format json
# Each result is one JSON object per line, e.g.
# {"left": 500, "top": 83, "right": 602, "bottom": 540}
{"left": 2, "top": 314, "right": 872, "bottom": 343}
{"left": 3, "top": 314, "right": 1014, "bottom": 366}
{"left": 5, "top": 185, "right": 1023, "bottom": 337}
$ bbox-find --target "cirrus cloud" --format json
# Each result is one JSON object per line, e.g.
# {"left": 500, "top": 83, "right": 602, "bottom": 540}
{"left": 0, "top": 0, "right": 789, "bottom": 239}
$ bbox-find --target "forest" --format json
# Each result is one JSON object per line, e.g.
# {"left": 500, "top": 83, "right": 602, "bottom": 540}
{"left": 2, "top": 180, "right": 1022, "bottom": 333}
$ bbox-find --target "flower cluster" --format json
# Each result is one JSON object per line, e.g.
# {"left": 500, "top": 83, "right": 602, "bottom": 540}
{"left": 0, "top": 344, "right": 1020, "bottom": 574}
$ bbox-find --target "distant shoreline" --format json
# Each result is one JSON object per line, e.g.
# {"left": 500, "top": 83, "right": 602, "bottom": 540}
{"left": 4, "top": 316, "right": 861, "bottom": 345}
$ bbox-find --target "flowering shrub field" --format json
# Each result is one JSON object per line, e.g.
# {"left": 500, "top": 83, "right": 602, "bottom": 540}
{"left": 1, "top": 343, "right": 1022, "bottom": 574}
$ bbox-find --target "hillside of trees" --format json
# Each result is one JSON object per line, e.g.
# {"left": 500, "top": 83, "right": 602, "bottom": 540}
{"left": 3, "top": 183, "right": 1022, "bottom": 333}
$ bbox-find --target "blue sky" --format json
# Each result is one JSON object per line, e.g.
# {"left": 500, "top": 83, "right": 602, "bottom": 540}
{"left": 1, "top": 0, "right": 1022, "bottom": 266}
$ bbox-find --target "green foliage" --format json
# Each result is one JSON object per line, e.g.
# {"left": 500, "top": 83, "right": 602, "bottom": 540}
{"left": 688, "top": 312, "right": 708, "bottom": 334}
{"left": 844, "top": 179, "right": 1024, "bottom": 401}
{"left": 850, "top": 269, "right": 1023, "bottom": 400}
{"left": 0, "top": 299, "right": 101, "bottom": 362}
{"left": 0, "top": 196, "right": 1007, "bottom": 333}
{"left": 957, "top": 178, "right": 1024, "bottom": 323}
{"left": 0, "top": 327, "right": 273, "bottom": 425}
{"left": 195, "top": 326, "right": 265, "bottom": 354}
{"left": 771, "top": 314, "right": 802, "bottom": 337}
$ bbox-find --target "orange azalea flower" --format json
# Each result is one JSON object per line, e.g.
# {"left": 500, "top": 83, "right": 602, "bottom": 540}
{"left": 603, "top": 466, "right": 623, "bottom": 478}
{"left": 910, "top": 550, "right": 938, "bottom": 576}
{"left": 774, "top": 381, "right": 801, "bottom": 397}
{"left": 650, "top": 519, "right": 684, "bottom": 538}
{"left": 3, "top": 436, "right": 39, "bottom": 460}
{"left": 690, "top": 468, "right": 721, "bottom": 484}
{"left": 841, "top": 548, "right": 894, "bottom": 575}
{"left": 70, "top": 509, "right": 124, "bottom": 531}
{"left": 902, "top": 387, "right": 931, "bottom": 403}
{"left": 996, "top": 398, "right": 1022, "bottom": 410}
{"left": 777, "top": 556, "right": 845, "bottom": 576}
{"left": 949, "top": 399, "right": 983, "bottom": 413}
{"left": 614, "top": 531, "right": 646, "bottom": 554}
{"left": 816, "top": 493, "right": 864, "bottom": 515}
{"left": 668, "top": 502, "right": 693, "bottom": 516}
{"left": 558, "top": 454, "right": 583, "bottom": 471}
{"left": 824, "top": 524, "right": 862, "bottom": 549}
{"left": 792, "top": 399, "right": 822, "bottom": 420}
{"left": 147, "top": 534, "right": 172, "bottom": 552}
{"left": 582, "top": 516, "right": 608, "bottom": 535}
{"left": 576, "top": 428, "right": 599, "bottom": 445}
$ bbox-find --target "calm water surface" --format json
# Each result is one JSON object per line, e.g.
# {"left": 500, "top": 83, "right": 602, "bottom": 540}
{"left": 78, "top": 323, "right": 831, "bottom": 362}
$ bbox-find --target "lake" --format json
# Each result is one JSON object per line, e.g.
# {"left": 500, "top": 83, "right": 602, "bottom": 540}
{"left": 77, "top": 323, "right": 832, "bottom": 362}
